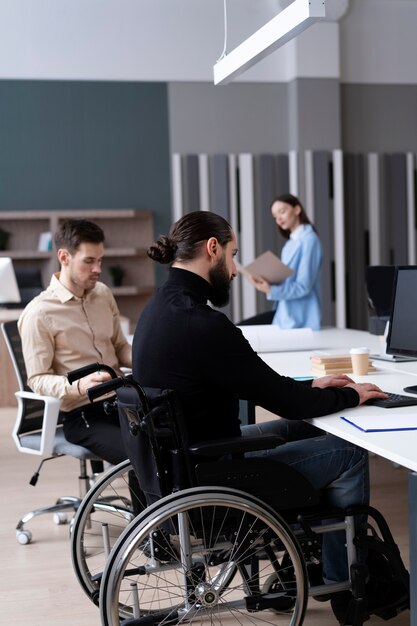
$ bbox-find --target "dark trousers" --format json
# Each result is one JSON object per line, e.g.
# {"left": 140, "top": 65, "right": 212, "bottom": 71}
{"left": 62, "top": 400, "right": 128, "bottom": 466}
{"left": 62, "top": 401, "right": 145, "bottom": 515}
{"left": 237, "top": 310, "right": 275, "bottom": 326}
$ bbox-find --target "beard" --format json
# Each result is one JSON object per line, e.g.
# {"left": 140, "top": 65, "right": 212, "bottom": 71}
{"left": 208, "top": 257, "right": 232, "bottom": 308}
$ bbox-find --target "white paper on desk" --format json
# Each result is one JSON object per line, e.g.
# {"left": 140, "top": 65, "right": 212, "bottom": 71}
{"left": 236, "top": 251, "right": 294, "bottom": 284}
{"left": 341, "top": 414, "right": 417, "bottom": 432}
{"left": 238, "top": 325, "right": 315, "bottom": 353}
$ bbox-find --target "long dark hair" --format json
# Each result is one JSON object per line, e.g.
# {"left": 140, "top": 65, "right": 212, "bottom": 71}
{"left": 148, "top": 211, "right": 233, "bottom": 264}
{"left": 272, "top": 193, "right": 316, "bottom": 240}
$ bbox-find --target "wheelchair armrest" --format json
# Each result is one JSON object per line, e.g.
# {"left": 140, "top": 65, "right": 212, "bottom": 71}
{"left": 188, "top": 434, "right": 285, "bottom": 458}
{"left": 13, "top": 390, "right": 61, "bottom": 456}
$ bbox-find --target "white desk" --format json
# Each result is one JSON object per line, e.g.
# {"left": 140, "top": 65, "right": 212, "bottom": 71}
{"left": 259, "top": 327, "right": 417, "bottom": 624}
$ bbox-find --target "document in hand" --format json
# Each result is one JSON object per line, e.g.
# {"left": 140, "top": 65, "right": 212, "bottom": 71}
{"left": 237, "top": 251, "right": 294, "bottom": 284}
{"left": 341, "top": 414, "right": 417, "bottom": 432}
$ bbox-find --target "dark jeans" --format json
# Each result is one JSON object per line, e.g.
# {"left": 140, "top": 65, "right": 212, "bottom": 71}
{"left": 242, "top": 419, "right": 370, "bottom": 583}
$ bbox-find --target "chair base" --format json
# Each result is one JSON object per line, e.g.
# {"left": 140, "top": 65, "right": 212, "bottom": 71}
{"left": 16, "top": 496, "right": 82, "bottom": 544}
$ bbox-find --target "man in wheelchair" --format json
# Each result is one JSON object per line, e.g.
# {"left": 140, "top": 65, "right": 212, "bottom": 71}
{"left": 124, "top": 211, "right": 409, "bottom": 625}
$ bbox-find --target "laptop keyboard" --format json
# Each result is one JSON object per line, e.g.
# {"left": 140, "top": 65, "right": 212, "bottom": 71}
{"left": 365, "top": 392, "right": 417, "bottom": 408}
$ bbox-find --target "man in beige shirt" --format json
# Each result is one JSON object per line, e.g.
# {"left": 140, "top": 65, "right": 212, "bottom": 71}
{"left": 18, "top": 218, "right": 132, "bottom": 466}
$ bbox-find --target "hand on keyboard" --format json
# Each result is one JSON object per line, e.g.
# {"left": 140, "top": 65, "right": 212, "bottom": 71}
{"left": 365, "top": 392, "right": 417, "bottom": 408}
{"left": 346, "top": 382, "right": 388, "bottom": 405}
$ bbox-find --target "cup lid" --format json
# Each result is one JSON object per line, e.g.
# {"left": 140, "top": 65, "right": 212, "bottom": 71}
{"left": 349, "top": 347, "right": 370, "bottom": 355}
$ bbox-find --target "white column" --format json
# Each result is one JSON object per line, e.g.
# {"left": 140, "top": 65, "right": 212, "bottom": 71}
{"left": 228, "top": 154, "right": 241, "bottom": 323}
{"left": 332, "top": 149, "right": 346, "bottom": 329}
{"left": 288, "top": 150, "right": 299, "bottom": 196}
{"left": 238, "top": 154, "right": 257, "bottom": 318}
{"left": 171, "top": 153, "right": 183, "bottom": 221}
{"left": 367, "top": 153, "right": 381, "bottom": 265}
{"left": 304, "top": 149, "right": 315, "bottom": 222}
{"left": 198, "top": 154, "right": 210, "bottom": 212}
{"left": 406, "top": 152, "right": 416, "bottom": 265}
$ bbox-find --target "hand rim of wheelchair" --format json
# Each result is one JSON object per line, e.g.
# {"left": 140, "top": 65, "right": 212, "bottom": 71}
{"left": 99, "top": 486, "right": 309, "bottom": 626}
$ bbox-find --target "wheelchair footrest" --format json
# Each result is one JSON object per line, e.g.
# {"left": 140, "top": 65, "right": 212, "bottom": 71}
{"left": 245, "top": 592, "right": 295, "bottom": 612}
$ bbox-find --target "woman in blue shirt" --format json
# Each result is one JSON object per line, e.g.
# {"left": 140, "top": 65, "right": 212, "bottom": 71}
{"left": 247, "top": 194, "right": 323, "bottom": 330}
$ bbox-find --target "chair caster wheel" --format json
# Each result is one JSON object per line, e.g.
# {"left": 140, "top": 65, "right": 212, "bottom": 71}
{"left": 16, "top": 529, "right": 32, "bottom": 545}
{"left": 53, "top": 512, "right": 68, "bottom": 525}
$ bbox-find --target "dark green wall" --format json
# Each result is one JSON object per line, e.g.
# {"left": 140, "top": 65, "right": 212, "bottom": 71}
{"left": 0, "top": 80, "right": 172, "bottom": 251}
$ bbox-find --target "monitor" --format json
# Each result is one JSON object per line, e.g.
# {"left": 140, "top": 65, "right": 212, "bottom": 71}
{"left": 0, "top": 257, "right": 21, "bottom": 304}
{"left": 386, "top": 265, "right": 417, "bottom": 394}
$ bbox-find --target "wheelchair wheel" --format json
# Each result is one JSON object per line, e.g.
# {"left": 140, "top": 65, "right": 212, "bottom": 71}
{"left": 71, "top": 459, "right": 145, "bottom": 604}
{"left": 100, "top": 486, "right": 308, "bottom": 626}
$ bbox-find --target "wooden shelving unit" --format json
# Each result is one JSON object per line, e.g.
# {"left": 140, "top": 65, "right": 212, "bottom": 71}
{"left": 0, "top": 209, "right": 155, "bottom": 330}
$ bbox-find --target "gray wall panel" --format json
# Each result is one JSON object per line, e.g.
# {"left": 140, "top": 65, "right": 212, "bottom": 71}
{"left": 275, "top": 155, "right": 290, "bottom": 197}
{"left": 255, "top": 155, "right": 276, "bottom": 256}
{"left": 313, "top": 151, "right": 335, "bottom": 327}
{"left": 254, "top": 155, "right": 277, "bottom": 314}
{"left": 210, "top": 155, "right": 229, "bottom": 220}
{"left": 182, "top": 155, "right": 200, "bottom": 214}
{"left": 385, "top": 154, "right": 409, "bottom": 265}
{"left": 343, "top": 154, "right": 369, "bottom": 329}
{"left": 210, "top": 154, "right": 234, "bottom": 321}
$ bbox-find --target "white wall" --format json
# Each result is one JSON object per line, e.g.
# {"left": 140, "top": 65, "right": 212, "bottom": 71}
{"left": 0, "top": 0, "right": 341, "bottom": 82}
{"left": 1, "top": 0, "right": 416, "bottom": 84}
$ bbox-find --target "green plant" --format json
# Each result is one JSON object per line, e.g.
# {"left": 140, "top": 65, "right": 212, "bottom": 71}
{"left": 109, "top": 265, "right": 125, "bottom": 287}
{"left": 0, "top": 227, "right": 10, "bottom": 251}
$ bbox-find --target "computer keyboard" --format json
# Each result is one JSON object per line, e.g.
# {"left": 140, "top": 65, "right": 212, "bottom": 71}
{"left": 365, "top": 392, "right": 417, "bottom": 408}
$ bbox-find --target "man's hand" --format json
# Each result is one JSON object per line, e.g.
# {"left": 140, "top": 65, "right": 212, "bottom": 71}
{"left": 78, "top": 371, "right": 112, "bottom": 396}
{"left": 247, "top": 274, "right": 271, "bottom": 295}
{"left": 312, "top": 374, "right": 354, "bottom": 389}
{"left": 311, "top": 375, "right": 388, "bottom": 405}
{"left": 345, "top": 382, "right": 388, "bottom": 405}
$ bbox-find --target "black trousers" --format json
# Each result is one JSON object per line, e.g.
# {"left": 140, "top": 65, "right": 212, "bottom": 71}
{"left": 62, "top": 400, "right": 145, "bottom": 515}
{"left": 62, "top": 399, "right": 128, "bottom": 466}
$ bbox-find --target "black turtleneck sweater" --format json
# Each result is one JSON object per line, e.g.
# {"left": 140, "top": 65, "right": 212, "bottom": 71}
{"left": 132, "top": 268, "right": 359, "bottom": 443}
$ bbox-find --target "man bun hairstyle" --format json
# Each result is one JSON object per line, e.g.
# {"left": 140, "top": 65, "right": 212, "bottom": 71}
{"left": 54, "top": 219, "right": 105, "bottom": 253}
{"left": 148, "top": 211, "right": 233, "bottom": 265}
{"left": 147, "top": 235, "right": 178, "bottom": 264}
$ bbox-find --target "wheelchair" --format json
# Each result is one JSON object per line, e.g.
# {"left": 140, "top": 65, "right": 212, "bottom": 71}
{"left": 70, "top": 365, "right": 410, "bottom": 626}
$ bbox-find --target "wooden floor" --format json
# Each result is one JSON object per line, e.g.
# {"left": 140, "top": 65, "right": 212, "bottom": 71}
{"left": 0, "top": 406, "right": 411, "bottom": 626}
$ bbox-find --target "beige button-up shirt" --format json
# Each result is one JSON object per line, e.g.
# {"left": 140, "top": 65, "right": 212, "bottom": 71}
{"left": 18, "top": 273, "right": 132, "bottom": 412}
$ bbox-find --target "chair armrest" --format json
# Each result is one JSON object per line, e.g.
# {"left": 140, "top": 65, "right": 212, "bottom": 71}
{"left": 188, "top": 434, "right": 285, "bottom": 458}
{"left": 13, "top": 391, "right": 61, "bottom": 456}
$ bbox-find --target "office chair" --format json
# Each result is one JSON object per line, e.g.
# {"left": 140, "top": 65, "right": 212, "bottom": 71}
{"left": 16, "top": 267, "right": 44, "bottom": 306}
{"left": 3, "top": 267, "right": 44, "bottom": 308}
{"left": 1, "top": 319, "right": 102, "bottom": 545}
{"left": 365, "top": 265, "right": 396, "bottom": 335}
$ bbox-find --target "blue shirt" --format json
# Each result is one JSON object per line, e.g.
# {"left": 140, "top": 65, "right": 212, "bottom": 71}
{"left": 267, "top": 224, "right": 322, "bottom": 330}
